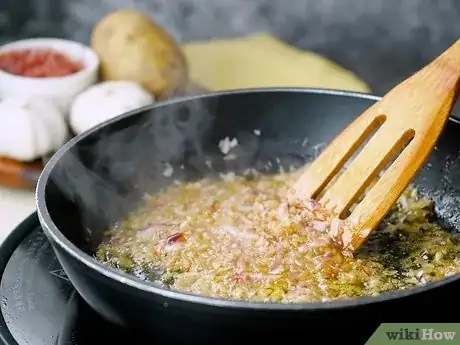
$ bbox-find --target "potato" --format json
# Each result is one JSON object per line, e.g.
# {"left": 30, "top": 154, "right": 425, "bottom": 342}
{"left": 91, "top": 9, "right": 188, "bottom": 99}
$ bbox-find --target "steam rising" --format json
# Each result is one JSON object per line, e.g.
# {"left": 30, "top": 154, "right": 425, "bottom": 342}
{"left": 44, "top": 90, "right": 460, "bottom": 256}
{"left": 49, "top": 100, "right": 215, "bottom": 247}
{"left": 47, "top": 96, "right": 321, "bottom": 250}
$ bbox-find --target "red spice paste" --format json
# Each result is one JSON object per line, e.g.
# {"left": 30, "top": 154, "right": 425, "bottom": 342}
{"left": 0, "top": 48, "right": 83, "bottom": 78}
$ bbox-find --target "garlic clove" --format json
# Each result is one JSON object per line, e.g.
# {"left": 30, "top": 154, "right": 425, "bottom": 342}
{"left": 0, "top": 97, "right": 68, "bottom": 162}
{"left": 69, "top": 80, "right": 154, "bottom": 135}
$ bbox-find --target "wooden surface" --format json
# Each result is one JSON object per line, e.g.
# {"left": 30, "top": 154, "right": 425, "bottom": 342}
{"left": 0, "top": 157, "right": 43, "bottom": 189}
{"left": 291, "top": 39, "right": 460, "bottom": 253}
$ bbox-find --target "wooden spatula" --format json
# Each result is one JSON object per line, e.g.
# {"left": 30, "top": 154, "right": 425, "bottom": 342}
{"left": 290, "top": 39, "right": 460, "bottom": 253}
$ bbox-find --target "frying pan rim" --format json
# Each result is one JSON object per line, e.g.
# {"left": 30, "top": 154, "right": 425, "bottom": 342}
{"left": 36, "top": 87, "right": 460, "bottom": 310}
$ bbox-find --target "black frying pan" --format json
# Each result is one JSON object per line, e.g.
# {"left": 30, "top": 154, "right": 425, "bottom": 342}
{"left": 36, "top": 88, "right": 460, "bottom": 344}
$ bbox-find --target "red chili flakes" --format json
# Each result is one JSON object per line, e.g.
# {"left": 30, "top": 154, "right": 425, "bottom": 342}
{"left": 0, "top": 48, "right": 83, "bottom": 78}
{"left": 166, "top": 232, "right": 185, "bottom": 244}
{"left": 233, "top": 273, "right": 244, "bottom": 283}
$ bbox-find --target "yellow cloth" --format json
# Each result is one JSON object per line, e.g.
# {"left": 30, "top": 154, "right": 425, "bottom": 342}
{"left": 181, "top": 33, "right": 370, "bottom": 93}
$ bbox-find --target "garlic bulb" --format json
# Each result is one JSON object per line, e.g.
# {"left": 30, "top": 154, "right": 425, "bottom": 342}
{"left": 69, "top": 81, "right": 154, "bottom": 135}
{"left": 0, "top": 97, "right": 69, "bottom": 162}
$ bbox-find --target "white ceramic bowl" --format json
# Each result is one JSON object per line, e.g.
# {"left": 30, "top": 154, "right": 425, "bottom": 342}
{"left": 0, "top": 38, "right": 99, "bottom": 115}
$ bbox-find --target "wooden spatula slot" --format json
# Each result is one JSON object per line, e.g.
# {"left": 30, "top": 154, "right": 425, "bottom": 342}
{"left": 331, "top": 126, "right": 415, "bottom": 220}
{"left": 298, "top": 114, "right": 388, "bottom": 205}
{"left": 291, "top": 39, "right": 460, "bottom": 253}
{"left": 313, "top": 114, "right": 387, "bottom": 202}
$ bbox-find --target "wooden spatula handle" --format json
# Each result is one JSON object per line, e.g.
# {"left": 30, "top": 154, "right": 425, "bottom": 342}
{"left": 292, "top": 39, "right": 460, "bottom": 252}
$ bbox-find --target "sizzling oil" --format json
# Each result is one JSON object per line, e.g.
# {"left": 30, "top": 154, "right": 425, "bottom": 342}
{"left": 96, "top": 170, "right": 460, "bottom": 303}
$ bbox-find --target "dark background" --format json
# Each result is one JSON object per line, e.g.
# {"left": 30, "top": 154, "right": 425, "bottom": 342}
{"left": 0, "top": 0, "right": 459, "bottom": 95}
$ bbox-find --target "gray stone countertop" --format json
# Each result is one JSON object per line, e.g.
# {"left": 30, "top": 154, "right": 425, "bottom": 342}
{"left": 1, "top": 0, "right": 460, "bottom": 95}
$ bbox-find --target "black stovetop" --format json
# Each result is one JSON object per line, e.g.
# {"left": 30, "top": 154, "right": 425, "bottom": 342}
{"left": 0, "top": 213, "right": 146, "bottom": 345}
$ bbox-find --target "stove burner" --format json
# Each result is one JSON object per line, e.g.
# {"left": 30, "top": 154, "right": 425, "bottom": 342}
{"left": 0, "top": 214, "right": 147, "bottom": 345}
{"left": 57, "top": 291, "right": 148, "bottom": 345}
